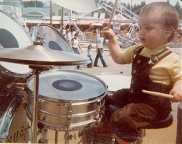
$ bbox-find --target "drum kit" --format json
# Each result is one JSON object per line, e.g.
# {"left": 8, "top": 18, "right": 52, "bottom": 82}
{"left": 0, "top": 11, "right": 108, "bottom": 144}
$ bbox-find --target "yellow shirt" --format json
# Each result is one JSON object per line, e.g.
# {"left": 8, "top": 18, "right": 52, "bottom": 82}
{"left": 122, "top": 44, "right": 182, "bottom": 85}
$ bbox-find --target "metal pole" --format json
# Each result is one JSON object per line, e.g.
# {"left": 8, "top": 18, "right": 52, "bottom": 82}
{"left": 176, "top": 103, "right": 182, "bottom": 144}
{"left": 55, "top": 131, "right": 58, "bottom": 144}
{"left": 50, "top": 0, "right": 52, "bottom": 25}
{"left": 64, "top": 131, "right": 70, "bottom": 144}
{"left": 61, "top": 7, "right": 64, "bottom": 34}
{"left": 69, "top": 10, "right": 72, "bottom": 30}
{"left": 32, "top": 69, "right": 39, "bottom": 143}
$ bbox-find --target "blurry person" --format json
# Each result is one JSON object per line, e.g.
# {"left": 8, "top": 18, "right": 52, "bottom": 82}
{"left": 71, "top": 32, "right": 83, "bottom": 70}
{"left": 94, "top": 32, "right": 108, "bottom": 67}
{"left": 87, "top": 44, "right": 93, "bottom": 68}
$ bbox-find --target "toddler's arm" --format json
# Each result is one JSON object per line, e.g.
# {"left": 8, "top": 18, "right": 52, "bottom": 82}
{"left": 170, "top": 79, "right": 182, "bottom": 102}
{"left": 103, "top": 28, "right": 126, "bottom": 64}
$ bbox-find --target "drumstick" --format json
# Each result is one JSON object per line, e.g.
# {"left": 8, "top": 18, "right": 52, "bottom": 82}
{"left": 103, "top": 0, "right": 118, "bottom": 45}
{"left": 7, "top": 82, "right": 25, "bottom": 88}
{"left": 142, "top": 90, "right": 174, "bottom": 99}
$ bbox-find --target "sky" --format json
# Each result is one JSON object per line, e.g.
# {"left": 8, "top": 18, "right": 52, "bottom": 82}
{"left": 41, "top": 0, "right": 180, "bottom": 6}
{"left": 108, "top": 0, "right": 180, "bottom": 6}
{"left": 42, "top": 0, "right": 182, "bottom": 5}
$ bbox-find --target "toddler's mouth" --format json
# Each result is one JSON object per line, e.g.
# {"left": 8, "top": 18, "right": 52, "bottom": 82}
{"left": 141, "top": 37, "right": 146, "bottom": 43}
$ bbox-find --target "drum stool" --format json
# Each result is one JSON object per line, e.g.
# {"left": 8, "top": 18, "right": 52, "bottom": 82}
{"left": 108, "top": 106, "right": 173, "bottom": 144}
{"left": 134, "top": 113, "right": 173, "bottom": 144}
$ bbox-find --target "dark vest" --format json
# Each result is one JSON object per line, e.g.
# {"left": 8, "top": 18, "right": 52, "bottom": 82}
{"left": 129, "top": 47, "right": 172, "bottom": 118}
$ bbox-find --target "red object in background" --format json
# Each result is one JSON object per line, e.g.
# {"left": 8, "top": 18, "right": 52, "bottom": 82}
{"left": 102, "top": 20, "right": 109, "bottom": 28}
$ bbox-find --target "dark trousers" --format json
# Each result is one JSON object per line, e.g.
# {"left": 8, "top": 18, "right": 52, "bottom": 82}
{"left": 94, "top": 48, "right": 107, "bottom": 67}
{"left": 72, "top": 47, "right": 80, "bottom": 69}
{"left": 87, "top": 55, "right": 92, "bottom": 67}
{"left": 104, "top": 89, "right": 159, "bottom": 142}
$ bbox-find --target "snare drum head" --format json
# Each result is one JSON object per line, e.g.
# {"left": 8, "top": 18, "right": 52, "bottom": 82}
{"left": 27, "top": 70, "right": 107, "bottom": 101}
{"left": 34, "top": 24, "right": 75, "bottom": 70}
{"left": 0, "top": 11, "right": 32, "bottom": 74}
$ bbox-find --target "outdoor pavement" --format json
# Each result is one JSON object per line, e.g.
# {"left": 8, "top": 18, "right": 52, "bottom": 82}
{"left": 47, "top": 43, "right": 182, "bottom": 144}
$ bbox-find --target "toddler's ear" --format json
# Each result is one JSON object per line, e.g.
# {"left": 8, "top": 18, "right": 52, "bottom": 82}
{"left": 164, "top": 26, "right": 175, "bottom": 40}
{"left": 165, "top": 26, "right": 174, "bottom": 34}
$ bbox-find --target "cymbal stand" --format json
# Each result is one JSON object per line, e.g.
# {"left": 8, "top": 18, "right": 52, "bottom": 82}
{"left": 29, "top": 65, "right": 50, "bottom": 143}
{"left": 55, "top": 131, "right": 58, "bottom": 144}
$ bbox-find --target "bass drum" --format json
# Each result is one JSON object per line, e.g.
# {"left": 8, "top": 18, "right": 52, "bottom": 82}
{"left": 0, "top": 10, "right": 32, "bottom": 48}
{"left": 0, "top": 94, "right": 30, "bottom": 143}
{"left": 0, "top": 10, "right": 32, "bottom": 91}
{"left": 33, "top": 24, "right": 75, "bottom": 70}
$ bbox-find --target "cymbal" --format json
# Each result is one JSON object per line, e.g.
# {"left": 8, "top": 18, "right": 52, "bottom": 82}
{"left": 0, "top": 45, "right": 90, "bottom": 66}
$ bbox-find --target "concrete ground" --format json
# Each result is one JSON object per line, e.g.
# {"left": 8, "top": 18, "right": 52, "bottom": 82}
{"left": 42, "top": 43, "right": 182, "bottom": 144}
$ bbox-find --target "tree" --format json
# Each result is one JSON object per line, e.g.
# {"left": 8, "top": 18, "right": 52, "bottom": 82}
{"left": 166, "top": 0, "right": 170, "bottom": 4}
{"left": 22, "top": 1, "right": 43, "bottom": 8}
{"left": 174, "top": 1, "right": 182, "bottom": 19}
{"left": 121, "top": 0, "right": 181, "bottom": 19}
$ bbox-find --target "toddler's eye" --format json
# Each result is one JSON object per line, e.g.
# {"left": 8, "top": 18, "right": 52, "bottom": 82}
{"left": 145, "top": 26, "right": 152, "bottom": 31}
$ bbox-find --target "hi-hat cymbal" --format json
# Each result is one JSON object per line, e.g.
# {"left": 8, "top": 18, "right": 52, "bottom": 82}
{"left": 0, "top": 45, "right": 90, "bottom": 66}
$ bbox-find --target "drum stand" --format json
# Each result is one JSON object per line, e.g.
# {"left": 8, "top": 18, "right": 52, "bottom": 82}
{"left": 64, "top": 131, "right": 76, "bottom": 144}
{"left": 29, "top": 65, "right": 51, "bottom": 143}
{"left": 29, "top": 66, "right": 40, "bottom": 143}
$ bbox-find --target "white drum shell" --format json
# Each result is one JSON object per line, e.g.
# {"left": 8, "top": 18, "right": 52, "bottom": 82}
{"left": 33, "top": 24, "right": 75, "bottom": 70}
{"left": 0, "top": 10, "right": 32, "bottom": 48}
{"left": 0, "top": 10, "right": 32, "bottom": 76}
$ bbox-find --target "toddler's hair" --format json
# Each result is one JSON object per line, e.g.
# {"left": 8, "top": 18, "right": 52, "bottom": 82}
{"left": 74, "top": 32, "right": 79, "bottom": 37}
{"left": 139, "top": 2, "right": 179, "bottom": 42}
{"left": 88, "top": 44, "right": 92, "bottom": 49}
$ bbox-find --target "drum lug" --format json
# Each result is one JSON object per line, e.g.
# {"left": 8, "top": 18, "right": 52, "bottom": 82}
{"left": 112, "top": 135, "right": 116, "bottom": 144}
{"left": 38, "top": 138, "right": 48, "bottom": 143}
{"left": 66, "top": 101, "right": 73, "bottom": 126}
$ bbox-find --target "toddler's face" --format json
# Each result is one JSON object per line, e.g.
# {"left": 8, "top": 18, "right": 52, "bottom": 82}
{"left": 138, "top": 13, "right": 170, "bottom": 49}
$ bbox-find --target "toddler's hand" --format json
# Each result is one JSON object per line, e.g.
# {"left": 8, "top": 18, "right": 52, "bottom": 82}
{"left": 170, "top": 80, "right": 182, "bottom": 102}
{"left": 103, "top": 27, "right": 116, "bottom": 41}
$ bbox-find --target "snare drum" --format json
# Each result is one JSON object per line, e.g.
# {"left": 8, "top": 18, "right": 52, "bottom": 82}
{"left": 0, "top": 94, "right": 30, "bottom": 143}
{"left": 0, "top": 11, "right": 32, "bottom": 90}
{"left": 25, "top": 70, "right": 107, "bottom": 131}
